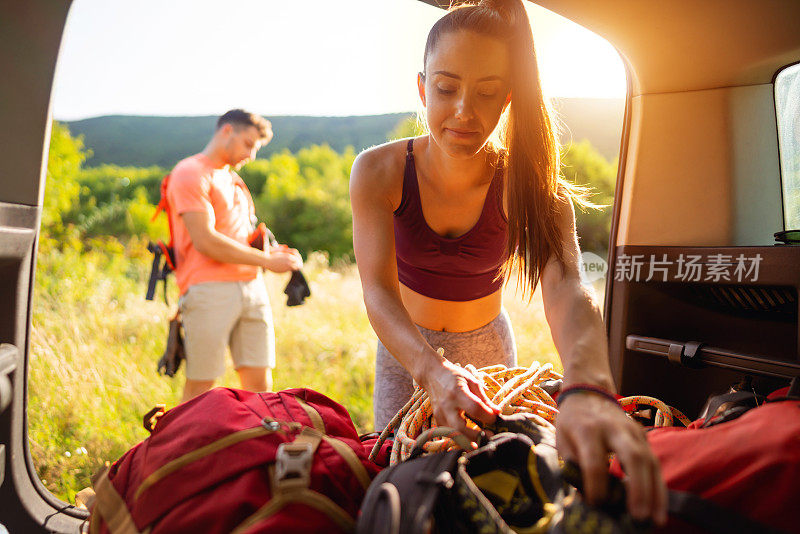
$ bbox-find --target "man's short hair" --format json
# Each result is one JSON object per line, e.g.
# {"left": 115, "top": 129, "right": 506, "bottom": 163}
{"left": 216, "top": 109, "right": 271, "bottom": 140}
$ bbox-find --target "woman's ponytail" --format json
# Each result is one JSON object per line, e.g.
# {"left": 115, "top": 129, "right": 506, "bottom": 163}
{"left": 493, "top": 0, "right": 566, "bottom": 298}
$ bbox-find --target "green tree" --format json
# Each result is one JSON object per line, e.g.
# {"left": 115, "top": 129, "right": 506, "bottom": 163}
{"left": 388, "top": 115, "right": 426, "bottom": 141}
{"left": 252, "top": 145, "right": 356, "bottom": 261}
{"left": 560, "top": 140, "right": 616, "bottom": 255}
{"left": 238, "top": 160, "right": 271, "bottom": 199}
{"left": 67, "top": 165, "right": 168, "bottom": 242}
{"left": 42, "top": 122, "right": 88, "bottom": 236}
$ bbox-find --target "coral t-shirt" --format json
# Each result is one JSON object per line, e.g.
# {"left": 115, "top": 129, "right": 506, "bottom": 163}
{"left": 166, "top": 153, "right": 259, "bottom": 295}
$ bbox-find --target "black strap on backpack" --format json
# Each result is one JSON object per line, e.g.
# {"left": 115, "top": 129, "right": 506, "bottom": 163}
{"left": 666, "top": 489, "right": 785, "bottom": 534}
{"left": 561, "top": 460, "right": 787, "bottom": 534}
{"left": 146, "top": 173, "right": 177, "bottom": 304}
{"left": 357, "top": 431, "right": 566, "bottom": 534}
{"left": 146, "top": 241, "right": 176, "bottom": 304}
{"left": 357, "top": 449, "right": 463, "bottom": 534}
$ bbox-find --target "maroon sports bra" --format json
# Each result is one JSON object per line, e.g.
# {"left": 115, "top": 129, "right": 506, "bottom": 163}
{"left": 394, "top": 139, "right": 508, "bottom": 302}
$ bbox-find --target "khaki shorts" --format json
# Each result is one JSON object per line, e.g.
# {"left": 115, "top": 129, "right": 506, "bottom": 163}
{"left": 179, "top": 277, "right": 275, "bottom": 381}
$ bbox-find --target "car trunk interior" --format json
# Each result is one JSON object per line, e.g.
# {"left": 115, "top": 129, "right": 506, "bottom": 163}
{"left": 1, "top": 0, "right": 800, "bottom": 531}
{"left": 534, "top": 0, "right": 800, "bottom": 416}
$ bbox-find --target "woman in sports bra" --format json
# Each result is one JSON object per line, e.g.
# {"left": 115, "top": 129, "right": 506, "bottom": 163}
{"left": 350, "top": 0, "right": 666, "bottom": 524}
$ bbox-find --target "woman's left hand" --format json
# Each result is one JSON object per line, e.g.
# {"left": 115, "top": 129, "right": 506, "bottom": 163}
{"left": 555, "top": 392, "right": 668, "bottom": 526}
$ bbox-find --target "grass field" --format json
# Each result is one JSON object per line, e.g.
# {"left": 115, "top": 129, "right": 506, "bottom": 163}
{"left": 28, "top": 238, "right": 604, "bottom": 503}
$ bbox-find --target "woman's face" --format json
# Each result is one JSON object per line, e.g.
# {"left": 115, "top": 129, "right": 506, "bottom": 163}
{"left": 421, "top": 30, "right": 511, "bottom": 159}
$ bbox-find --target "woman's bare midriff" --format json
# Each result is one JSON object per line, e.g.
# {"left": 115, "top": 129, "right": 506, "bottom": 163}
{"left": 399, "top": 283, "right": 503, "bottom": 332}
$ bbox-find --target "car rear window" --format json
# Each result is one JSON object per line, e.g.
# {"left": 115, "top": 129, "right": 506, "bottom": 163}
{"left": 775, "top": 63, "right": 800, "bottom": 230}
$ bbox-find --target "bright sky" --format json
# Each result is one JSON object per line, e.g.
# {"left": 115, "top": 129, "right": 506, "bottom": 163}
{"left": 52, "top": 0, "right": 626, "bottom": 121}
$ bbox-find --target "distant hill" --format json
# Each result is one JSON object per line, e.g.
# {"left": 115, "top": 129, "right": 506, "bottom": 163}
{"left": 65, "top": 98, "right": 624, "bottom": 168}
{"left": 65, "top": 114, "right": 410, "bottom": 168}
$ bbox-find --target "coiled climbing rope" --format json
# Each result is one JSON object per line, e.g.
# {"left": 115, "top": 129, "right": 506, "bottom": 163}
{"left": 369, "top": 359, "right": 691, "bottom": 466}
{"left": 618, "top": 395, "right": 692, "bottom": 427}
{"left": 370, "top": 359, "right": 562, "bottom": 465}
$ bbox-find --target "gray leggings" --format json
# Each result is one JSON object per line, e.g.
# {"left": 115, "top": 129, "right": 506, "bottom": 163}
{"left": 373, "top": 309, "right": 517, "bottom": 430}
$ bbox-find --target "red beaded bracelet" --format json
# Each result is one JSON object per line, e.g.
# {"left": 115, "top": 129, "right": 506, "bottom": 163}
{"left": 556, "top": 383, "right": 621, "bottom": 408}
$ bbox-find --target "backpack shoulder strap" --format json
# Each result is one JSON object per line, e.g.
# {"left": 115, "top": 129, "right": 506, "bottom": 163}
{"left": 151, "top": 173, "right": 176, "bottom": 249}
{"left": 151, "top": 173, "right": 170, "bottom": 221}
{"left": 668, "top": 489, "right": 787, "bottom": 534}
{"left": 356, "top": 451, "right": 462, "bottom": 534}
{"left": 92, "top": 468, "right": 142, "bottom": 534}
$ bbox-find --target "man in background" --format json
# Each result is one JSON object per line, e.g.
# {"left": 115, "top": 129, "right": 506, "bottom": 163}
{"left": 167, "top": 109, "right": 302, "bottom": 402}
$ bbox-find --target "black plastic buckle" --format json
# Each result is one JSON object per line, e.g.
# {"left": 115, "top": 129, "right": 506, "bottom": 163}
{"left": 667, "top": 341, "right": 704, "bottom": 368}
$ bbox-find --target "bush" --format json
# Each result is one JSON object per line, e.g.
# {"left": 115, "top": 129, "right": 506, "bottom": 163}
{"left": 251, "top": 145, "right": 356, "bottom": 261}
{"left": 77, "top": 164, "right": 166, "bottom": 206}
{"left": 78, "top": 187, "right": 168, "bottom": 242}
{"left": 43, "top": 123, "right": 87, "bottom": 237}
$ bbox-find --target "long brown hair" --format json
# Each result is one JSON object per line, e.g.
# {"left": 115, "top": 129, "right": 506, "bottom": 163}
{"left": 424, "top": 0, "right": 594, "bottom": 298}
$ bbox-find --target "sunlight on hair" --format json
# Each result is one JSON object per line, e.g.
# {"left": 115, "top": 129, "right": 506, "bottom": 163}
{"left": 523, "top": 3, "right": 626, "bottom": 100}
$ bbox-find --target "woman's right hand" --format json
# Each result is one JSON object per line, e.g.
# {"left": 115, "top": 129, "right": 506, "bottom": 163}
{"left": 420, "top": 358, "right": 500, "bottom": 441}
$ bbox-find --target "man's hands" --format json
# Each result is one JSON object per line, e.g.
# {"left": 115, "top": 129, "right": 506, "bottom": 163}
{"left": 420, "top": 358, "right": 499, "bottom": 441}
{"left": 263, "top": 245, "right": 303, "bottom": 273}
{"left": 556, "top": 393, "right": 667, "bottom": 526}
{"left": 182, "top": 211, "right": 302, "bottom": 272}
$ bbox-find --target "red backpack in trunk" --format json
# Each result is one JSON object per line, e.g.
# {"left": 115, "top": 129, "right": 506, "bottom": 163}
{"left": 611, "top": 396, "right": 800, "bottom": 533}
{"left": 88, "top": 388, "right": 381, "bottom": 534}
